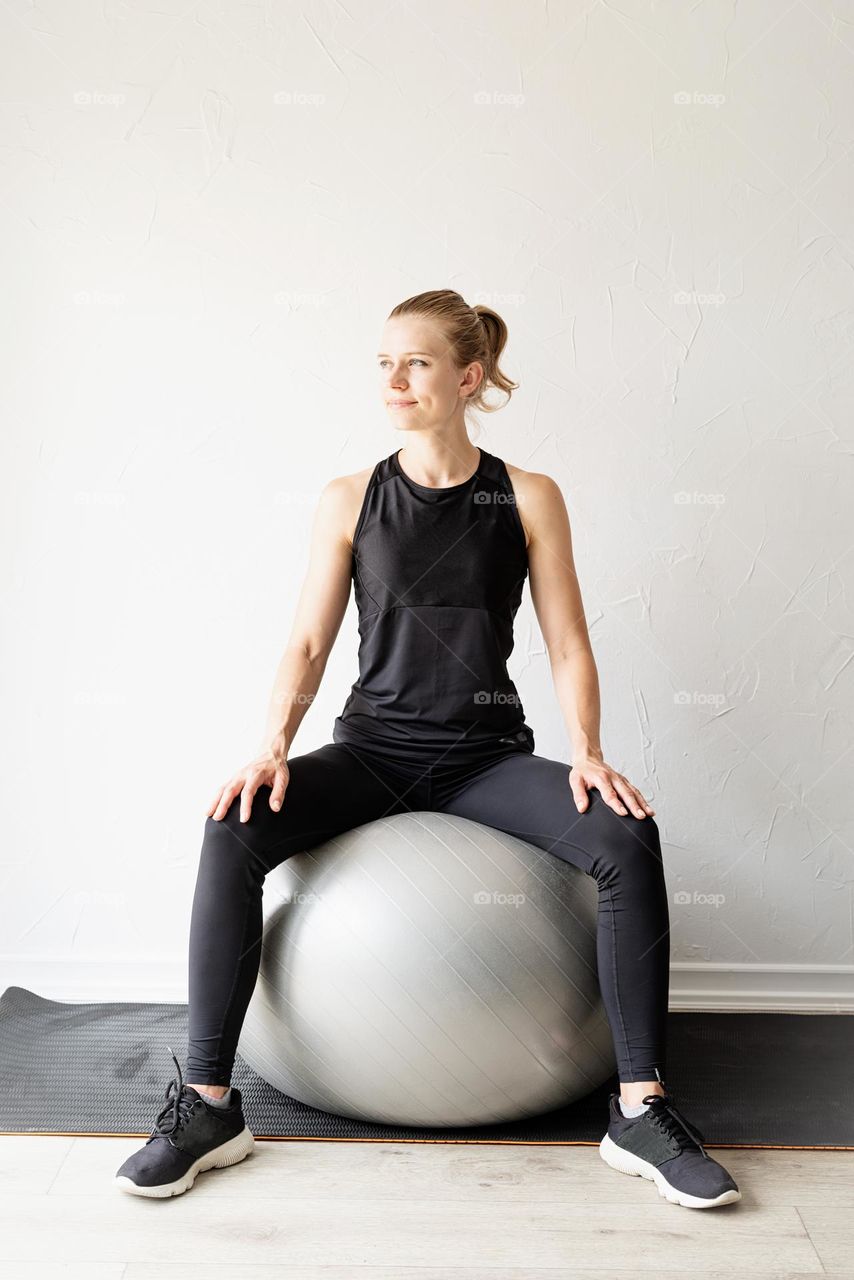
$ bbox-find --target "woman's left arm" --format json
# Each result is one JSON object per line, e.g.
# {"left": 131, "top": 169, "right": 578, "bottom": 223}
{"left": 514, "top": 470, "right": 655, "bottom": 820}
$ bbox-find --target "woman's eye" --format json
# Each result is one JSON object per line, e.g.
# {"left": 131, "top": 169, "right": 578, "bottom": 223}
{"left": 379, "top": 359, "right": 427, "bottom": 368}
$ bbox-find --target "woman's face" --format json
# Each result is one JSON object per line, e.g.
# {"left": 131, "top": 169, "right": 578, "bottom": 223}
{"left": 378, "top": 316, "right": 482, "bottom": 430}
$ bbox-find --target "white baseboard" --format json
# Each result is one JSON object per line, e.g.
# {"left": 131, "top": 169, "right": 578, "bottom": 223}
{"left": 1, "top": 958, "right": 853, "bottom": 1012}
{"left": 667, "top": 962, "right": 854, "bottom": 1012}
{"left": 0, "top": 958, "right": 189, "bottom": 1005}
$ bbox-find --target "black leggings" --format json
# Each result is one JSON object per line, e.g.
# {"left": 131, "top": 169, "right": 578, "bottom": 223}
{"left": 187, "top": 742, "right": 670, "bottom": 1086}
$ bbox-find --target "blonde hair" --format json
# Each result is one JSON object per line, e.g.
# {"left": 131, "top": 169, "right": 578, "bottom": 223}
{"left": 388, "top": 289, "right": 518, "bottom": 416}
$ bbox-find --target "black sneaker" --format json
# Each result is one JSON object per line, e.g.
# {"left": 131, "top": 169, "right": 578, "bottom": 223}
{"left": 599, "top": 1089, "right": 741, "bottom": 1209}
{"left": 114, "top": 1047, "right": 255, "bottom": 1198}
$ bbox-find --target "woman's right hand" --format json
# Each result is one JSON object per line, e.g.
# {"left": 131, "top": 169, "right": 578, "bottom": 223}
{"left": 207, "top": 742, "right": 290, "bottom": 824}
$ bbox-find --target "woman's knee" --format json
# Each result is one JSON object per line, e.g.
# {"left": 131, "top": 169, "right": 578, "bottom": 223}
{"left": 593, "top": 811, "right": 664, "bottom": 888}
{"left": 201, "top": 803, "right": 270, "bottom": 877}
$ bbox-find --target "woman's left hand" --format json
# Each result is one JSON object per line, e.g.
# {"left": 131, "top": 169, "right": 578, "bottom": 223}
{"left": 569, "top": 757, "right": 655, "bottom": 819}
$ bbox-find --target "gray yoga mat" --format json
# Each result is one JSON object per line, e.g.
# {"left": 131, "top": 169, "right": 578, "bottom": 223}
{"left": 0, "top": 986, "right": 851, "bottom": 1148}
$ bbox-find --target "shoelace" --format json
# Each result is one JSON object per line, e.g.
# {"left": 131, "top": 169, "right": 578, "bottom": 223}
{"left": 150, "top": 1045, "right": 198, "bottom": 1143}
{"left": 644, "top": 1094, "right": 710, "bottom": 1160}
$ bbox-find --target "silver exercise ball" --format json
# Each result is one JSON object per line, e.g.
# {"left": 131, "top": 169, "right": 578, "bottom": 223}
{"left": 239, "top": 810, "right": 616, "bottom": 1127}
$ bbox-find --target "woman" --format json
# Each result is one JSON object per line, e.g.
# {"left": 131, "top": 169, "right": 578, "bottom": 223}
{"left": 115, "top": 289, "right": 741, "bottom": 1209}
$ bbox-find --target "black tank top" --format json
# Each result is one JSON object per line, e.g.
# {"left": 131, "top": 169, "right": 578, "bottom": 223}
{"left": 332, "top": 446, "right": 536, "bottom": 765}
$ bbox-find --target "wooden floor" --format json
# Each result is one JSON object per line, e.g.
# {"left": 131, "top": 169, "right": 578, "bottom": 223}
{"left": 0, "top": 1134, "right": 852, "bottom": 1277}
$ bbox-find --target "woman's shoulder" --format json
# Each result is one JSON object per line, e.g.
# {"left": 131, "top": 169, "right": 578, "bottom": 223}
{"left": 502, "top": 460, "right": 566, "bottom": 546}
{"left": 504, "top": 459, "right": 563, "bottom": 503}
{"left": 319, "top": 461, "right": 381, "bottom": 549}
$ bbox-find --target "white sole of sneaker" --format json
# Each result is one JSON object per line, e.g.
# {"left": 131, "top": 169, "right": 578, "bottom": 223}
{"left": 114, "top": 1125, "right": 256, "bottom": 1198}
{"left": 599, "top": 1133, "right": 741, "bottom": 1209}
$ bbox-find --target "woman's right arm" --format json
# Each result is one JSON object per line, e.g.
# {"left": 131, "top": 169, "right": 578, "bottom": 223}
{"left": 207, "top": 475, "right": 358, "bottom": 823}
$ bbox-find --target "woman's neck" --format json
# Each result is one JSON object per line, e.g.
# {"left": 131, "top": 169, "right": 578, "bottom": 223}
{"left": 396, "top": 436, "right": 480, "bottom": 488}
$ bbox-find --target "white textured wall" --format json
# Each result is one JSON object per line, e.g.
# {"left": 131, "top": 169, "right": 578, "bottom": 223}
{"left": 2, "top": 0, "right": 852, "bottom": 1008}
